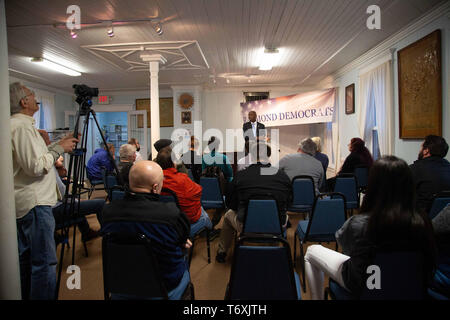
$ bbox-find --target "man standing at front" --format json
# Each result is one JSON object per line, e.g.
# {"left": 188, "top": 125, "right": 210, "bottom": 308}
{"left": 10, "top": 82, "right": 78, "bottom": 300}
{"left": 243, "top": 111, "right": 266, "bottom": 143}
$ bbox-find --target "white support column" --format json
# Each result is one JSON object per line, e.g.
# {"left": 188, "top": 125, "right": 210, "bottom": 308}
{"left": 0, "top": 0, "right": 22, "bottom": 300}
{"left": 140, "top": 53, "right": 167, "bottom": 156}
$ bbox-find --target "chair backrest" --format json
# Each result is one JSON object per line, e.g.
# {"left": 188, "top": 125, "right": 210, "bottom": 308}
{"left": 334, "top": 174, "right": 359, "bottom": 204}
{"left": 360, "top": 250, "right": 425, "bottom": 300}
{"left": 160, "top": 188, "right": 181, "bottom": 208}
{"left": 102, "top": 233, "right": 168, "bottom": 300}
{"left": 305, "top": 193, "right": 347, "bottom": 240}
{"left": 111, "top": 189, "right": 125, "bottom": 201}
{"left": 429, "top": 191, "right": 450, "bottom": 219}
{"left": 354, "top": 166, "right": 369, "bottom": 190}
{"left": 200, "top": 177, "right": 224, "bottom": 203}
{"left": 227, "top": 236, "right": 299, "bottom": 300}
{"left": 291, "top": 175, "right": 316, "bottom": 207}
{"left": 242, "top": 197, "right": 282, "bottom": 235}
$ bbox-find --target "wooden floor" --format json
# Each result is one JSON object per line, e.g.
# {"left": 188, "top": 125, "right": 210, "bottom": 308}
{"left": 57, "top": 190, "right": 336, "bottom": 300}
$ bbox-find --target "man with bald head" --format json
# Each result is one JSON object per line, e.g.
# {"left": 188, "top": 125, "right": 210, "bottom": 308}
{"left": 101, "top": 161, "right": 192, "bottom": 299}
{"left": 243, "top": 110, "right": 266, "bottom": 143}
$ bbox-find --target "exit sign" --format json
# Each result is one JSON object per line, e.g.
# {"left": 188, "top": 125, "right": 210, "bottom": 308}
{"left": 98, "top": 95, "right": 110, "bottom": 104}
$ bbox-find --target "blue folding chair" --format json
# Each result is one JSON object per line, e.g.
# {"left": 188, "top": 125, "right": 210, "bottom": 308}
{"left": 242, "top": 197, "right": 286, "bottom": 238}
{"left": 86, "top": 166, "right": 105, "bottom": 199}
{"left": 200, "top": 177, "right": 226, "bottom": 209}
{"left": 225, "top": 235, "right": 301, "bottom": 300}
{"left": 294, "top": 192, "right": 347, "bottom": 292}
{"left": 334, "top": 174, "right": 359, "bottom": 217}
{"left": 102, "top": 168, "right": 119, "bottom": 201}
{"left": 354, "top": 166, "right": 369, "bottom": 194}
{"left": 160, "top": 188, "right": 211, "bottom": 264}
{"left": 429, "top": 191, "right": 450, "bottom": 219}
{"left": 102, "top": 232, "right": 194, "bottom": 300}
{"left": 326, "top": 251, "right": 425, "bottom": 300}
{"left": 288, "top": 175, "right": 316, "bottom": 215}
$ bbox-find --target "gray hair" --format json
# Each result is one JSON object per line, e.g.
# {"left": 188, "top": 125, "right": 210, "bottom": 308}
{"left": 311, "top": 137, "right": 322, "bottom": 153}
{"left": 119, "top": 144, "right": 136, "bottom": 161}
{"left": 299, "top": 138, "right": 317, "bottom": 156}
{"left": 10, "top": 82, "right": 26, "bottom": 115}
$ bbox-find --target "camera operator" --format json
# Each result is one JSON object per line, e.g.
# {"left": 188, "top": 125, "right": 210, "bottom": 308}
{"left": 10, "top": 82, "right": 79, "bottom": 300}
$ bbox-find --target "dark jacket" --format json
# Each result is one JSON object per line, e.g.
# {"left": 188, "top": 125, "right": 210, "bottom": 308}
{"left": 410, "top": 156, "right": 450, "bottom": 214}
{"left": 315, "top": 152, "right": 329, "bottom": 175}
{"left": 243, "top": 121, "right": 266, "bottom": 141}
{"left": 336, "top": 213, "right": 435, "bottom": 296}
{"left": 118, "top": 161, "right": 133, "bottom": 187}
{"left": 226, "top": 163, "right": 291, "bottom": 223}
{"left": 101, "top": 192, "right": 190, "bottom": 291}
{"left": 339, "top": 152, "right": 371, "bottom": 175}
{"left": 181, "top": 150, "right": 203, "bottom": 183}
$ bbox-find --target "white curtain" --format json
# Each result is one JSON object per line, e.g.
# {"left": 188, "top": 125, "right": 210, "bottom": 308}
{"left": 358, "top": 61, "right": 393, "bottom": 156}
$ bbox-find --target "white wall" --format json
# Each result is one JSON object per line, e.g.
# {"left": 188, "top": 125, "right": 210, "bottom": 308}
{"left": 331, "top": 12, "right": 450, "bottom": 165}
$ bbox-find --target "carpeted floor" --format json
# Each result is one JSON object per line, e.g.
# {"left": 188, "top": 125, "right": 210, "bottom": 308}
{"left": 56, "top": 190, "right": 337, "bottom": 300}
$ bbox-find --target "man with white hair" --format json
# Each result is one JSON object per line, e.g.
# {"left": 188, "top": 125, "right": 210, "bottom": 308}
{"left": 118, "top": 143, "right": 136, "bottom": 186}
{"left": 279, "top": 138, "right": 324, "bottom": 194}
{"left": 10, "top": 82, "right": 79, "bottom": 300}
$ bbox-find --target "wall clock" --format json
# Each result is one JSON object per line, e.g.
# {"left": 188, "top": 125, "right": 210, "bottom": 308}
{"left": 179, "top": 93, "right": 194, "bottom": 109}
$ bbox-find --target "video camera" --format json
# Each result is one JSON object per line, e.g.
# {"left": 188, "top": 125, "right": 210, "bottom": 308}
{"left": 73, "top": 84, "right": 99, "bottom": 113}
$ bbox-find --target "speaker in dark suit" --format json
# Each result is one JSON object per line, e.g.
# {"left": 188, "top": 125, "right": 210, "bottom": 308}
{"left": 243, "top": 111, "right": 266, "bottom": 142}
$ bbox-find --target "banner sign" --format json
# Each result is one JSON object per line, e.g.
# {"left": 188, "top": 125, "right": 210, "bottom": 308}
{"left": 241, "top": 88, "right": 336, "bottom": 127}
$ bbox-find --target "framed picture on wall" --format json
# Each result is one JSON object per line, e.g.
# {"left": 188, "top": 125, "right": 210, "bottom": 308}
{"left": 135, "top": 98, "right": 174, "bottom": 128}
{"left": 345, "top": 84, "right": 355, "bottom": 115}
{"left": 181, "top": 111, "right": 192, "bottom": 124}
{"left": 398, "top": 29, "right": 442, "bottom": 139}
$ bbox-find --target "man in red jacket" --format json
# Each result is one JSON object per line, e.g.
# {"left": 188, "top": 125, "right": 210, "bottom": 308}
{"left": 155, "top": 151, "right": 212, "bottom": 237}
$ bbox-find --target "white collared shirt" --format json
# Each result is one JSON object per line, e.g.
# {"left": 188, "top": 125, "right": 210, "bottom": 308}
{"left": 251, "top": 121, "right": 257, "bottom": 137}
{"left": 11, "top": 113, "right": 64, "bottom": 218}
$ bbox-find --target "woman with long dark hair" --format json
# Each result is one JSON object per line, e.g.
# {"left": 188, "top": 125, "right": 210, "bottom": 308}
{"left": 304, "top": 156, "right": 436, "bottom": 299}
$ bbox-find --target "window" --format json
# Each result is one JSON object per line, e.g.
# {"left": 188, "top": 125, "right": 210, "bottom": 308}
{"left": 244, "top": 92, "right": 269, "bottom": 102}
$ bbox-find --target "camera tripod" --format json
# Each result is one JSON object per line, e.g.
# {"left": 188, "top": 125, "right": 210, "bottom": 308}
{"left": 54, "top": 93, "right": 122, "bottom": 300}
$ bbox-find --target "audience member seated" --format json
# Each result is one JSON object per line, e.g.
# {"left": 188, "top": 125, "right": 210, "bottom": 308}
{"left": 304, "top": 156, "right": 436, "bottom": 300}
{"left": 279, "top": 138, "right": 324, "bottom": 194}
{"left": 155, "top": 151, "right": 212, "bottom": 237}
{"left": 202, "top": 136, "right": 233, "bottom": 183}
{"left": 215, "top": 143, "right": 291, "bottom": 263}
{"left": 86, "top": 143, "right": 115, "bottom": 181}
{"left": 410, "top": 135, "right": 450, "bottom": 215}
{"left": 128, "top": 138, "right": 143, "bottom": 162}
{"left": 338, "top": 137, "right": 373, "bottom": 174}
{"left": 118, "top": 144, "right": 136, "bottom": 187}
{"left": 180, "top": 136, "right": 203, "bottom": 182}
{"left": 101, "top": 161, "right": 192, "bottom": 294}
{"left": 154, "top": 138, "right": 188, "bottom": 174}
{"left": 431, "top": 205, "right": 450, "bottom": 297}
{"left": 311, "top": 137, "right": 329, "bottom": 177}
{"left": 237, "top": 140, "right": 254, "bottom": 172}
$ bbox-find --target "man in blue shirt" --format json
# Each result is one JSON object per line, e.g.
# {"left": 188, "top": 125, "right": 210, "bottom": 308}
{"left": 86, "top": 143, "right": 115, "bottom": 181}
{"left": 202, "top": 136, "right": 233, "bottom": 182}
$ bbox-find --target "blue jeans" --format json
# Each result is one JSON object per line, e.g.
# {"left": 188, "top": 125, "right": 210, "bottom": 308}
{"left": 16, "top": 206, "right": 57, "bottom": 300}
{"left": 190, "top": 208, "right": 213, "bottom": 238}
{"left": 53, "top": 199, "right": 105, "bottom": 234}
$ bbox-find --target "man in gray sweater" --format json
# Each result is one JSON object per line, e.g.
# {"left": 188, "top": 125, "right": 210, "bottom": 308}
{"left": 278, "top": 138, "right": 324, "bottom": 194}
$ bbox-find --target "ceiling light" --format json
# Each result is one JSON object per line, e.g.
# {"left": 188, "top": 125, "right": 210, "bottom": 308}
{"left": 154, "top": 23, "right": 163, "bottom": 35}
{"left": 70, "top": 30, "right": 77, "bottom": 39}
{"left": 226, "top": 79, "right": 230, "bottom": 84}
{"left": 31, "top": 57, "right": 82, "bottom": 76}
{"left": 259, "top": 48, "right": 280, "bottom": 71}
{"left": 107, "top": 25, "right": 114, "bottom": 37}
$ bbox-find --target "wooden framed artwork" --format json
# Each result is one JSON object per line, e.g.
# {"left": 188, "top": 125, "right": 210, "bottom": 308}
{"left": 345, "top": 84, "right": 355, "bottom": 115}
{"left": 398, "top": 29, "right": 442, "bottom": 139}
{"left": 135, "top": 98, "right": 174, "bottom": 128}
{"left": 181, "top": 111, "right": 192, "bottom": 124}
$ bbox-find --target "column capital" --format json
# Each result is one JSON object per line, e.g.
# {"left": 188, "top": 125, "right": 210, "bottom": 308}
{"left": 139, "top": 53, "right": 167, "bottom": 64}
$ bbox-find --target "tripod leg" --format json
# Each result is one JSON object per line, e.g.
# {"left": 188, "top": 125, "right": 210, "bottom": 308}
{"left": 55, "top": 236, "right": 67, "bottom": 300}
